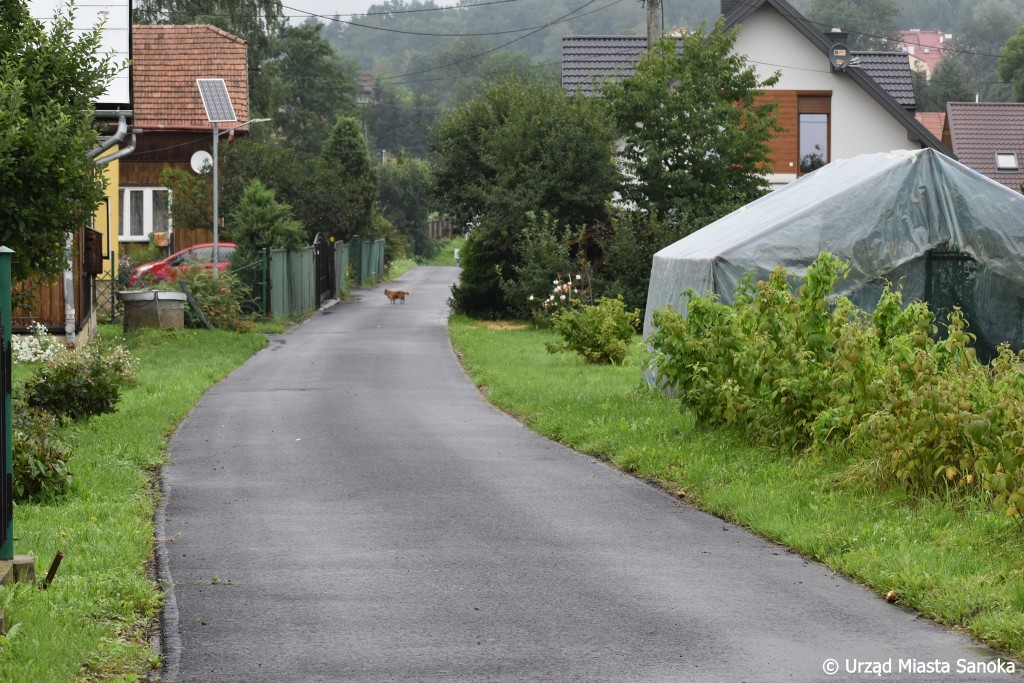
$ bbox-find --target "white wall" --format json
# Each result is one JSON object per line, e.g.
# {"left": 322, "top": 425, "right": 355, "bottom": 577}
{"left": 733, "top": 6, "right": 922, "bottom": 166}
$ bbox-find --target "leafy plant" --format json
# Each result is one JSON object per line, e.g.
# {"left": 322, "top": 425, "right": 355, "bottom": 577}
{"left": 646, "top": 251, "right": 1024, "bottom": 520}
{"left": 548, "top": 296, "right": 638, "bottom": 365}
{"left": 173, "top": 265, "right": 255, "bottom": 332}
{"left": 24, "top": 341, "right": 138, "bottom": 423}
{"left": 11, "top": 399, "right": 74, "bottom": 502}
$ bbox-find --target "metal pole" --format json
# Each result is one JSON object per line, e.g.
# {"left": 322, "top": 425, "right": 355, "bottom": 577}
{"left": 212, "top": 121, "right": 220, "bottom": 275}
{"left": 0, "top": 246, "right": 13, "bottom": 561}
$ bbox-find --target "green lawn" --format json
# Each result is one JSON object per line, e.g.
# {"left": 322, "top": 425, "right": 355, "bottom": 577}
{"left": 448, "top": 315, "right": 1024, "bottom": 661}
{"left": 0, "top": 325, "right": 266, "bottom": 682}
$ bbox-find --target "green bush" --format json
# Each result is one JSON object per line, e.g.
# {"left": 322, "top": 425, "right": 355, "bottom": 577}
{"left": 548, "top": 296, "right": 638, "bottom": 365}
{"left": 646, "top": 251, "right": 1024, "bottom": 519}
{"left": 174, "top": 265, "right": 255, "bottom": 332}
{"left": 24, "top": 341, "right": 138, "bottom": 423}
{"left": 12, "top": 399, "right": 74, "bottom": 502}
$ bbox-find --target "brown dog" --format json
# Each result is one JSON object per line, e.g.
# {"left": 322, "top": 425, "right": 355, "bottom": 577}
{"left": 384, "top": 289, "right": 410, "bottom": 304}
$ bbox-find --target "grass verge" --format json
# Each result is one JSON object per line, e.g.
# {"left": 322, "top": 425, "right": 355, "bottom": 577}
{"left": 448, "top": 315, "right": 1024, "bottom": 660}
{"left": 0, "top": 324, "right": 266, "bottom": 682}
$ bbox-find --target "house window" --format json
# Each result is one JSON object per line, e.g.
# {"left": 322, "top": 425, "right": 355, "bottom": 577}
{"left": 120, "top": 188, "right": 171, "bottom": 241}
{"left": 995, "top": 152, "right": 1019, "bottom": 171}
{"left": 798, "top": 95, "right": 831, "bottom": 175}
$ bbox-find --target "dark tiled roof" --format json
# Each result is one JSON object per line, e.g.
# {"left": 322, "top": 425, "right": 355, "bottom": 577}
{"left": 850, "top": 52, "right": 916, "bottom": 109}
{"left": 561, "top": 37, "right": 916, "bottom": 110}
{"left": 132, "top": 25, "right": 249, "bottom": 131}
{"left": 946, "top": 102, "right": 1024, "bottom": 192}
{"left": 561, "top": 35, "right": 647, "bottom": 97}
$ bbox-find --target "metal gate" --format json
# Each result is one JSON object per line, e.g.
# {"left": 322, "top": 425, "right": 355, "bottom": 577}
{"left": 313, "top": 233, "right": 335, "bottom": 306}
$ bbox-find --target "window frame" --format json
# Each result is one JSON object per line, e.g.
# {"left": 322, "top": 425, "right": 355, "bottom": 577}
{"left": 797, "top": 94, "right": 832, "bottom": 176}
{"left": 994, "top": 152, "right": 1019, "bottom": 172}
{"left": 119, "top": 187, "right": 172, "bottom": 242}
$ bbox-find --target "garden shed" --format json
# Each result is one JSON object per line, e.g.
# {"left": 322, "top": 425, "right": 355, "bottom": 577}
{"left": 644, "top": 148, "right": 1024, "bottom": 362}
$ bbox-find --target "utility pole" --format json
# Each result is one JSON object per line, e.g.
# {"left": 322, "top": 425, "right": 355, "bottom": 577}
{"left": 646, "top": 0, "right": 662, "bottom": 48}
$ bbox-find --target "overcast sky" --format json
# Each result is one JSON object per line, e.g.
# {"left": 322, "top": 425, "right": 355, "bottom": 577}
{"left": 280, "top": 0, "right": 456, "bottom": 22}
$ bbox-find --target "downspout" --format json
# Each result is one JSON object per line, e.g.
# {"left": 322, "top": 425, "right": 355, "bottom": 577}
{"left": 62, "top": 118, "right": 136, "bottom": 347}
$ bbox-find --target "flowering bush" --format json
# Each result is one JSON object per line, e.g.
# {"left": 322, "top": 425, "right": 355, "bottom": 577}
{"left": 24, "top": 340, "right": 138, "bottom": 423}
{"left": 12, "top": 321, "right": 63, "bottom": 363}
{"left": 526, "top": 272, "right": 592, "bottom": 326}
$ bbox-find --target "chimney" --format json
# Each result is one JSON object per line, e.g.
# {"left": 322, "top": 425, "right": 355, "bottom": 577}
{"left": 825, "top": 28, "right": 849, "bottom": 46}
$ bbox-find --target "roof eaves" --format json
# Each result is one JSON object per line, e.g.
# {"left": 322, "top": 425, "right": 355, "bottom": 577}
{"left": 725, "top": 0, "right": 954, "bottom": 159}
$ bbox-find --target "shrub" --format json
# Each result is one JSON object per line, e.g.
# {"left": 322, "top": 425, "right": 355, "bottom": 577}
{"left": 645, "top": 251, "right": 1024, "bottom": 519}
{"left": 548, "top": 296, "right": 638, "bottom": 365}
{"left": 173, "top": 265, "right": 255, "bottom": 332}
{"left": 24, "top": 340, "right": 138, "bottom": 423}
{"left": 11, "top": 399, "right": 74, "bottom": 502}
{"left": 499, "top": 212, "right": 584, "bottom": 323}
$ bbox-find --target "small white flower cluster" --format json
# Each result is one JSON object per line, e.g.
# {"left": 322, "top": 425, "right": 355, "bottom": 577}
{"left": 529, "top": 274, "right": 584, "bottom": 311}
{"left": 12, "top": 322, "right": 63, "bottom": 363}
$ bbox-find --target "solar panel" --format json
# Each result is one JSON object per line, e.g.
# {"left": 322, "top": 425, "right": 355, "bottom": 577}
{"left": 196, "top": 79, "right": 237, "bottom": 123}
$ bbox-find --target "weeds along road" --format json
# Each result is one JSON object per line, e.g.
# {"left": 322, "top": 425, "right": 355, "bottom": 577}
{"left": 159, "top": 265, "right": 1012, "bottom": 682}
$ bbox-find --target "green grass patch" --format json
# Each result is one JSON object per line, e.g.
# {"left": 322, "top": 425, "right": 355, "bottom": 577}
{"left": 417, "top": 236, "right": 465, "bottom": 267}
{"left": 0, "top": 324, "right": 266, "bottom": 682}
{"left": 448, "top": 315, "right": 1024, "bottom": 660}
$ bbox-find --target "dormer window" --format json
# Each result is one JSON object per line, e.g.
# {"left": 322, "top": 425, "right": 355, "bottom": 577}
{"left": 995, "top": 152, "right": 1019, "bottom": 171}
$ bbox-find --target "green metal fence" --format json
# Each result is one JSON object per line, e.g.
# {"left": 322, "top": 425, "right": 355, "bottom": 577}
{"left": 335, "top": 241, "right": 350, "bottom": 299}
{"left": 349, "top": 236, "right": 385, "bottom": 286}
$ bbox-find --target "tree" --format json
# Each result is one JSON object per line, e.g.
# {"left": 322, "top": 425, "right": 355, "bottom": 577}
{"left": 804, "top": 0, "right": 900, "bottom": 51}
{"left": 298, "top": 116, "right": 379, "bottom": 240}
{"left": 431, "top": 75, "right": 618, "bottom": 317}
{"left": 378, "top": 153, "right": 432, "bottom": 256}
{"left": 159, "top": 167, "right": 212, "bottom": 232}
{"left": 914, "top": 55, "right": 974, "bottom": 111}
{"left": 1000, "top": 27, "right": 1024, "bottom": 102}
{"left": 229, "top": 179, "right": 305, "bottom": 257}
{"left": 0, "top": 2, "right": 119, "bottom": 281}
{"left": 258, "top": 23, "right": 359, "bottom": 156}
{"left": 953, "top": 4, "right": 1023, "bottom": 103}
{"left": 602, "top": 22, "right": 782, "bottom": 225}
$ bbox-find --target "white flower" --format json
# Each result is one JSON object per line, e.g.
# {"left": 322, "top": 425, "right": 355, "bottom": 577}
{"left": 559, "top": 294, "right": 566, "bottom": 301}
{"left": 528, "top": 295, "right": 534, "bottom": 301}
{"left": 575, "top": 274, "right": 582, "bottom": 280}
{"left": 552, "top": 280, "right": 558, "bottom": 285}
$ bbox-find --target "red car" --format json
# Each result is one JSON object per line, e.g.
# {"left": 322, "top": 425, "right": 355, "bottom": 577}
{"left": 128, "top": 243, "right": 236, "bottom": 286}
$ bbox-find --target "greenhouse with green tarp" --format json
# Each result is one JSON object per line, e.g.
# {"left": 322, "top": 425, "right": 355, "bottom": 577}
{"left": 643, "top": 148, "right": 1024, "bottom": 362}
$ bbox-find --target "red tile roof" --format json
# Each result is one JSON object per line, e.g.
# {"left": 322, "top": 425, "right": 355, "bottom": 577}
{"left": 915, "top": 112, "right": 945, "bottom": 140}
{"left": 945, "top": 102, "right": 1024, "bottom": 192}
{"left": 132, "top": 25, "right": 249, "bottom": 131}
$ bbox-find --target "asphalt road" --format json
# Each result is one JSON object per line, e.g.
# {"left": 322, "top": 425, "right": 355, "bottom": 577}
{"left": 158, "top": 265, "right": 1017, "bottom": 682}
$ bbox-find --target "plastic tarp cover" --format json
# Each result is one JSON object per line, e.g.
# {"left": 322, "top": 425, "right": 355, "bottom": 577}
{"left": 643, "top": 149, "right": 1024, "bottom": 356}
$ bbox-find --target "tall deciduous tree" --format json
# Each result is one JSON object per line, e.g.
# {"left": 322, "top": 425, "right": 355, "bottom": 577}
{"left": 602, "top": 21, "right": 781, "bottom": 225}
{"left": 258, "top": 23, "right": 359, "bottom": 156}
{"left": 378, "top": 152, "right": 432, "bottom": 256}
{"left": 999, "top": 27, "right": 1024, "bottom": 102}
{"left": 0, "top": 1, "right": 119, "bottom": 281}
{"left": 431, "top": 75, "right": 618, "bottom": 317}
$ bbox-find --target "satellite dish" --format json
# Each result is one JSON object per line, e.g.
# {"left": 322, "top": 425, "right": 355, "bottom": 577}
{"left": 190, "top": 150, "right": 213, "bottom": 174}
{"left": 829, "top": 43, "right": 849, "bottom": 71}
